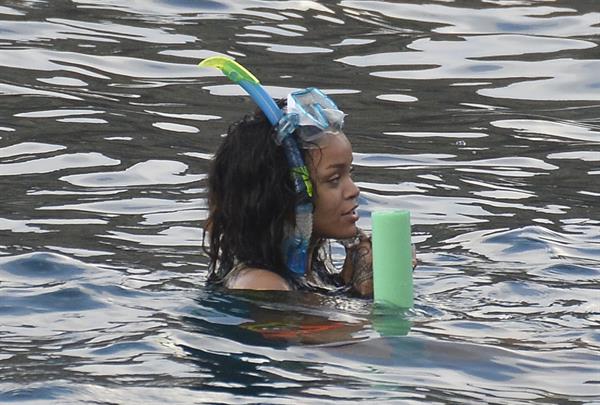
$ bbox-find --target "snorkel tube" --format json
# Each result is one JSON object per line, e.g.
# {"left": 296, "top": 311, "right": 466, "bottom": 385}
{"left": 199, "top": 57, "right": 282, "bottom": 125}
{"left": 199, "top": 56, "right": 313, "bottom": 276}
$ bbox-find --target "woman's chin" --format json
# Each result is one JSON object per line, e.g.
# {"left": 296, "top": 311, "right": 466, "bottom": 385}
{"left": 337, "top": 225, "right": 358, "bottom": 240}
{"left": 313, "top": 226, "right": 357, "bottom": 241}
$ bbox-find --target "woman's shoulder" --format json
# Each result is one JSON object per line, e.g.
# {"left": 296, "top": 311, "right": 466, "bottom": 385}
{"left": 225, "top": 265, "right": 292, "bottom": 291}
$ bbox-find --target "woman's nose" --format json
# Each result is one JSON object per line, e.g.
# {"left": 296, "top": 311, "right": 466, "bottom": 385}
{"left": 346, "top": 177, "right": 360, "bottom": 200}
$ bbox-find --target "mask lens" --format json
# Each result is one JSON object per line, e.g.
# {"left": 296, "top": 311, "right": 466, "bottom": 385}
{"left": 287, "top": 87, "right": 345, "bottom": 142}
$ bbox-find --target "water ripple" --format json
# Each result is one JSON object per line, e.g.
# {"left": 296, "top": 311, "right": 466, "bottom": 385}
{"left": 0, "top": 152, "right": 119, "bottom": 176}
{"left": 1, "top": 1, "right": 599, "bottom": 403}
{"left": 0, "top": 48, "right": 203, "bottom": 80}
{"left": 60, "top": 160, "right": 204, "bottom": 187}
{"left": 341, "top": 2, "right": 600, "bottom": 36}
{"left": 1, "top": 18, "right": 195, "bottom": 44}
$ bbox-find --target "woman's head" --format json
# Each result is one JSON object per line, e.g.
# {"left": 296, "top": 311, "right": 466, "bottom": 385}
{"left": 205, "top": 98, "right": 360, "bottom": 281}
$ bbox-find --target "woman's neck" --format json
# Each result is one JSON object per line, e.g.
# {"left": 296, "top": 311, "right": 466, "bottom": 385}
{"left": 306, "top": 237, "right": 325, "bottom": 279}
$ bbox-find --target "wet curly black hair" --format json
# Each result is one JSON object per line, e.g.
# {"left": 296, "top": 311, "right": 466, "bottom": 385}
{"left": 204, "top": 101, "right": 302, "bottom": 285}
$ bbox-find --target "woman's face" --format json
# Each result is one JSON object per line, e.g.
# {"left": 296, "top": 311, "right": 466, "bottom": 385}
{"left": 308, "top": 132, "right": 360, "bottom": 240}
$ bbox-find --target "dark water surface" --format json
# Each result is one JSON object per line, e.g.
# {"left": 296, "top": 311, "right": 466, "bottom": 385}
{"left": 1, "top": 1, "right": 599, "bottom": 403}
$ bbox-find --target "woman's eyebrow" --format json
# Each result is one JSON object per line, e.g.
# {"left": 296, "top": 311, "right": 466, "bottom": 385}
{"left": 325, "top": 162, "right": 350, "bottom": 170}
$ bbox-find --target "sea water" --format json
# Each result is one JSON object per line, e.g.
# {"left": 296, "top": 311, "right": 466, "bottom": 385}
{"left": 1, "top": 1, "right": 599, "bottom": 403}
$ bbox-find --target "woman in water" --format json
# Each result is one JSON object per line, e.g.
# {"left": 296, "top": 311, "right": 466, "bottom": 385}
{"left": 202, "top": 58, "right": 412, "bottom": 297}
{"left": 204, "top": 91, "right": 374, "bottom": 297}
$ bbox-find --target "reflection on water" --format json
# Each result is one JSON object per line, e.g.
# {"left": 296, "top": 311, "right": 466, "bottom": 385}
{"left": 1, "top": 0, "right": 599, "bottom": 403}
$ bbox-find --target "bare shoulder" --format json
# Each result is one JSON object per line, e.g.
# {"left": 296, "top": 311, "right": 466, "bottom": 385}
{"left": 227, "top": 267, "right": 292, "bottom": 291}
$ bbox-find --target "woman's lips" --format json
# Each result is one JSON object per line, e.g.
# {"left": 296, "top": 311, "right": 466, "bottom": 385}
{"left": 342, "top": 205, "right": 359, "bottom": 216}
{"left": 342, "top": 205, "right": 359, "bottom": 222}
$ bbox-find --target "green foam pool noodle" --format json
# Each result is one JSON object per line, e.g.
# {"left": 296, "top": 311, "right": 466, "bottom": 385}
{"left": 372, "top": 210, "right": 413, "bottom": 308}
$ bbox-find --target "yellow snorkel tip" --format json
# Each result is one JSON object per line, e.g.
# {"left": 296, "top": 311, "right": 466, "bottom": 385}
{"left": 199, "top": 56, "right": 260, "bottom": 85}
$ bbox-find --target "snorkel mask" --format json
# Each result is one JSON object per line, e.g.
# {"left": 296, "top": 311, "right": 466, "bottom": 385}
{"left": 279, "top": 87, "right": 344, "bottom": 146}
{"left": 199, "top": 56, "right": 345, "bottom": 276}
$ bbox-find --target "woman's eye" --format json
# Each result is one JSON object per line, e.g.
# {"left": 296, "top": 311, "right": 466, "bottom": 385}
{"left": 327, "top": 175, "right": 341, "bottom": 183}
